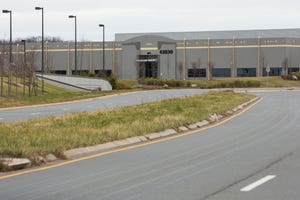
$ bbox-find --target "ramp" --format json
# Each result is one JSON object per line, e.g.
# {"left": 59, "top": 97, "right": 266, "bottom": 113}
{"left": 36, "top": 74, "right": 112, "bottom": 91}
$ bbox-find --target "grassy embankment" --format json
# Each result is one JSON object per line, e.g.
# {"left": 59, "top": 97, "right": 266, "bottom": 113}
{"left": 0, "top": 77, "right": 136, "bottom": 108}
{"left": 0, "top": 92, "right": 254, "bottom": 161}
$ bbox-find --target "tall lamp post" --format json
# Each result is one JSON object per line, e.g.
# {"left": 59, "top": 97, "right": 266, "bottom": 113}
{"left": 21, "top": 40, "right": 26, "bottom": 96}
{"left": 35, "top": 6, "right": 44, "bottom": 95}
{"left": 2, "top": 10, "right": 12, "bottom": 63}
{"left": 69, "top": 15, "right": 77, "bottom": 75}
{"left": 99, "top": 24, "right": 105, "bottom": 73}
{"left": 2, "top": 9, "right": 12, "bottom": 96}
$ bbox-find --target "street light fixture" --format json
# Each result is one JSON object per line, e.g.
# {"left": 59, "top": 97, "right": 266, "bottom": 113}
{"left": 35, "top": 6, "right": 45, "bottom": 95}
{"left": 2, "top": 10, "right": 12, "bottom": 63}
{"left": 69, "top": 15, "right": 77, "bottom": 75}
{"left": 99, "top": 24, "right": 105, "bottom": 73}
{"left": 2, "top": 9, "right": 12, "bottom": 96}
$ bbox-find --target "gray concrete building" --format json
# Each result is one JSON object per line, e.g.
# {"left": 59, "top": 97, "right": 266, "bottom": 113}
{"left": 7, "top": 28, "right": 300, "bottom": 80}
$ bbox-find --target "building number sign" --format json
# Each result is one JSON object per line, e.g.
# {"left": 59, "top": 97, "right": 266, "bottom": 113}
{"left": 159, "top": 50, "right": 174, "bottom": 54}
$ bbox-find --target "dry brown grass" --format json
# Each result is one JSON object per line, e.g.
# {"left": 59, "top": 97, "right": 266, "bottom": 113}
{"left": 0, "top": 92, "right": 255, "bottom": 159}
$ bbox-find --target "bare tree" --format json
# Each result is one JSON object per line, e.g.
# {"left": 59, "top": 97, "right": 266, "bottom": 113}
{"left": 282, "top": 57, "right": 288, "bottom": 75}
{"left": 11, "top": 44, "right": 24, "bottom": 96}
{"left": 178, "top": 62, "right": 183, "bottom": 80}
{"left": 0, "top": 41, "right": 7, "bottom": 96}
{"left": 79, "top": 41, "right": 85, "bottom": 74}
{"left": 0, "top": 41, "right": 10, "bottom": 96}
{"left": 45, "top": 45, "right": 54, "bottom": 74}
{"left": 192, "top": 62, "right": 197, "bottom": 78}
{"left": 208, "top": 62, "right": 215, "bottom": 80}
{"left": 16, "top": 36, "right": 63, "bottom": 43}
{"left": 26, "top": 46, "right": 39, "bottom": 96}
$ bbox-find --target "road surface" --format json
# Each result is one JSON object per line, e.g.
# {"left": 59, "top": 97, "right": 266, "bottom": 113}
{"left": 0, "top": 89, "right": 208, "bottom": 123}
{"left": 0, "top": 90, "right": 300, "bottom": 200}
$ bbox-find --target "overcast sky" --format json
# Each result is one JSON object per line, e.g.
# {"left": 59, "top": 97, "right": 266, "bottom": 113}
{"left": 1, "top": 0, "right": 300, "bottom": 41}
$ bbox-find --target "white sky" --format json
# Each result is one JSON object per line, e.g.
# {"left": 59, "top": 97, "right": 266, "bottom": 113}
{"left": 1, "top": 0, "right": 300, "bottom": 41}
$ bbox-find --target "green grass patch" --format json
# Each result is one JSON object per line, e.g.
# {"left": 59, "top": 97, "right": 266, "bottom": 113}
{"left": 0, "top": 77, "right": 138, "bottom": 108}
{"left": 0, "top": 92, "right": 255, "bottom": 160}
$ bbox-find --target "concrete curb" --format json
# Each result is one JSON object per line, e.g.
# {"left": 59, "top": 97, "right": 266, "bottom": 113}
{"left": 63, "top": 96, "right": 261, "bottom": 160}
{"left": 0, "top": 158, "right": 31, "bottom": 170}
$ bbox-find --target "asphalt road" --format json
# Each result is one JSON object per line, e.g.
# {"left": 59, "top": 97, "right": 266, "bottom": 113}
{"left": 0, "top": 89, "right": 208, "bottom": 123}
{"left": 1, "top": 90, "right": 300, "bottom": 200}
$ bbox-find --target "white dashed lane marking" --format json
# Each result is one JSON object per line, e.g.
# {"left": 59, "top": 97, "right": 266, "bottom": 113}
{"left": 31, "top": 112, "right": 41, "bottom": 115}
{"left": 240, "top": 175, "right": 276, "bottom": 192}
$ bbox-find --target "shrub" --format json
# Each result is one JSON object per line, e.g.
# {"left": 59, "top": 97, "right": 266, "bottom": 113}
{"left": 165, "top": 79, "right": 179, "bottom": 87}
{"left": 96, "top": 71, "right": 107, "bottom": 78}
{"left": 281, "top": 72, "right": 300, "bottom": 81}
{"left": 292, "top": 72, "right": 300, "bottom": 80}
{"left": 138, "top": 78, "right": 192, "bottom": 87}
{"left": 246, "top": 80, "right": 261, "bottom": 87}
{"left": 88, "top": 72, "right": 96, "bottom": 77}
{"left": 138, "top": 78, "right": 261, "bottom": 88}
{"left": 186, "top": 81, "right": 192, "bottom": 87}
{"left": 107, "top": 75, "right": 134, "bottom": 90}
{"left": 107, "top": 75, "right": 117, "bottom": 89}
{"left": 115, "top": 80, "right": 133, "bottom": 89}
{"left": 281, "top": 74, "right": 289, "bottom": 80}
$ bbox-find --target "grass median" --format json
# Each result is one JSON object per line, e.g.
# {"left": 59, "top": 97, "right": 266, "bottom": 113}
{"left": 0, "top": 91, "right": 255, "bottom": 161}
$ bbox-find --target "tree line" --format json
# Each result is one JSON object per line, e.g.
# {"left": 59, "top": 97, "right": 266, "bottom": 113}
{"left": 0, "top": 36, "right": 64, "bottom": 44}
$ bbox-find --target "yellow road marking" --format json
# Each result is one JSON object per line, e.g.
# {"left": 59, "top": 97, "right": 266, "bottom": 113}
{"left": 0, "top": 97, "right": 262, "bottom": 180}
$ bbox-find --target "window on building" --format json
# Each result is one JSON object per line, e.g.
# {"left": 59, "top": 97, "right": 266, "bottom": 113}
{"left": 262, "top": 67, "right": 282, "bottom": 76}
{"left": 212, "top": 68, "right": 231, "bottom": 77}
{"left": 237, "top": 68, "right": 256, "bottom": 77}
{"left": 288, "top": 68, "right": 300, "bottom": 74}
{"left": 188, "top": 68, "right": 206, "bottom": 78}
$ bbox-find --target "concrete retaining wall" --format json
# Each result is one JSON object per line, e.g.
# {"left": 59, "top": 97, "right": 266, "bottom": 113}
{"left": 38, "top": 74, "right": 112, "bottom": 91}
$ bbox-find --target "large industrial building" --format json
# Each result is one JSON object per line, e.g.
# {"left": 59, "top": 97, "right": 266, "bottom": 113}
{"left": 8, "top": 28, "right": 300, "bottom": 80}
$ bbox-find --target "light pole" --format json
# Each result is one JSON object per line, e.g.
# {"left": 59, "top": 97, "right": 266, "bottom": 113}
{"left": 2, "top": 10, "right": 12, "bottom": 63}
{"left": 99, "top": 24, "right": 105, "bottom": 73}
{"left": 69, "top": 15, "right": 77, "bottom": 75}
{"left": 21, "top": 40, "right": 26, "bottom": 96}
{"left": 35, "top": 6, "right": 45, "bottom": 95}
{"left": 2, "top": 9, "right": 12, "bottom": 96}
